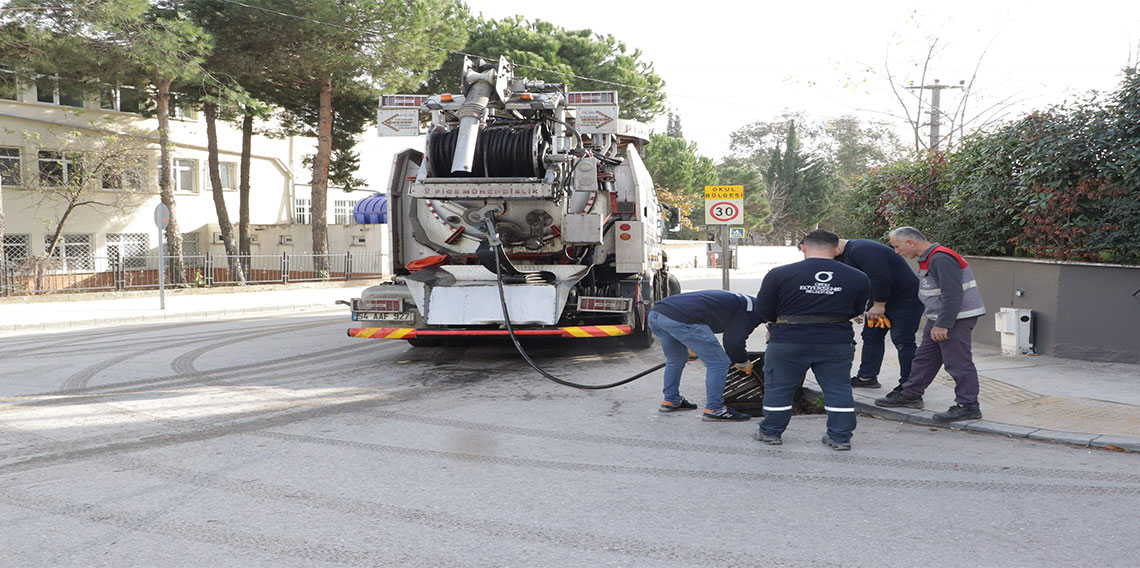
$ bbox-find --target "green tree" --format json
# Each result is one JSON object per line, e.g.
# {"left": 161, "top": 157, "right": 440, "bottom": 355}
{"left": 760, "top": 121, "right": 836, "bottom": 243}
{"left": 184, "top": 0, "right": 278, "bottom": 258}
{"left": 641, "top": 133, "right": 717, "bottom": 239}
{"left": 425, "top": 16, "right": 666, "bottom": 122}
{"left": 1, "top": 0, "right": 212, "bottom": 283}
{"left": 716, "top": 163, "right": 772, "bottom": 243}
{"left": 235, "top": 0, "right": 466, "bottom": 273}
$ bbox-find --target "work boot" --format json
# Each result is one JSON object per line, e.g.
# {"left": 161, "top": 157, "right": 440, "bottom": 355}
{"left": 752, "top": 430, "right": 783, "bottom": 445}
{"left": 821, "top": 434, "right": 851, "bottom": 451}
{"left": 851, "top": 376, "right": 882, "bottom": 389}
{"left": 874, "top": 390, "right": 923, "bottom": 409}
{"left": 933, "top": 404, "right": 982, "bottom": 423}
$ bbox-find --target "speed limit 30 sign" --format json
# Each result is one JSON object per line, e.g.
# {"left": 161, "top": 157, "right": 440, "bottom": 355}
{"left": 704, "top": 185, "right": 743, "bottom": 225}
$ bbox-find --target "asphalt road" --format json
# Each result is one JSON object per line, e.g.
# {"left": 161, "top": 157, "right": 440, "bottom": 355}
{"left": 2, "top": 311, "right": 1139, "bottom": 567}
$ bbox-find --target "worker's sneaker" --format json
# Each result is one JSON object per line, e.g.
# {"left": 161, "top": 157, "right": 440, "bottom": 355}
{"left": 932, "top": 404, "right": 982, "bottom": 423}
{"left": 874, "top": 390, "right": 923, "bottom": 409}
{"left": 702, "top": 407, "right": 751, "bottom": 421}
{"left": 658, "top": 397, "right": 698, "bottom": 413}
{"left": 752, "top": 430, "right": 783, "bottom": 445}
{"left": 851, "top": 376, "right": 882, "bottom": 389}
{"left": 821, "top": 434, "right": 852, "bottom": 451}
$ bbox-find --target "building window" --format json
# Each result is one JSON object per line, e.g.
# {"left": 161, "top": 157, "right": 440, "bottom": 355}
{"left": 102, "top": 158, "right": 144, "bottom": 190}
{"left": 107, "top": 232, "right": 149, "bottom": 269}
{"left": 218, "top": 161, "right": 237, "bottom": 190}
{"left": 34, "top": 74, "right": 84, "bottom": 108}
{"left": 38, "top": 150, "right": 84, "bottom": 187}
{"left": 2, "top": 233, "right": 30, "bottom": 264}
{"left": 168, "top": 97, "right": 198, "bottom": 120}
{"left": 0, "top": 147, "right": 21, "bottom": 186}
{"left": 46, "top": 233, "right": 93, "bottom": 272}
{"left": 0, "top": 65, "right": 16, "bottom": 101}
{"left": 294, "top": 198, "right": 311, "bottom": 225}
{"left": 100, "top": 85, "right": 141, "bottom": 113}
{"left": 334, "top": 199, "right": 356, "bottom": 225}
{"left": 35, "top": 75, "right": 54, "bottom": 104}
{"left": 172, "top": 158, "right": 197, "bottom": 193}
{"left": 180, "top": 232, "right": 201, "bottom": 256}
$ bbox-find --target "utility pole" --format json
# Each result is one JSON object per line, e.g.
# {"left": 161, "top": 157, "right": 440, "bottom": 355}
{"left": 906, "top": 79, "right": 964, "bottom": 151}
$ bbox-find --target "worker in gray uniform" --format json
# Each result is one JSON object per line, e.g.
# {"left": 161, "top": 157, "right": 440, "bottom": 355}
{"left": 875, "top": 226, "right": 987, "bottom": 423}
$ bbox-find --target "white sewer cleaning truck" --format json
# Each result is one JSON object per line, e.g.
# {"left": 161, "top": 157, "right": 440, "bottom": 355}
{"left": 347, "top": 56, "right": 680, "bottom": 347}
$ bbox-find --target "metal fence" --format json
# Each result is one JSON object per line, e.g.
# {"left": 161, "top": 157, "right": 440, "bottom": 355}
{"left": 0, "top": 252, "right": 384, "bottom": 296}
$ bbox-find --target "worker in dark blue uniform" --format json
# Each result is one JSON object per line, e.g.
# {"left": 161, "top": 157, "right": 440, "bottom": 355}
{"left": 649, "top": 289, "right": 764, "bottom": 421}
{"left": 835, "top": 237, "right": 923, "bottom": 392}
{"left": 754, "top": 230, "right": 872, "bottom": 450}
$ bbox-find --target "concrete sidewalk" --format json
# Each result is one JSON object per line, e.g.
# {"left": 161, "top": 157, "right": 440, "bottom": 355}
{"left": 2, "top": 281, "right": 1139, "bottom": 452}
{"left": 802, "top": 343, "right": 1140, "bottom": 452}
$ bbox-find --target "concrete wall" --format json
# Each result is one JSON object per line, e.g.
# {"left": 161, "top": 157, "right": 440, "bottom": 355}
{"left": 968, "top": 256, "right": 1140, "bottom": 363}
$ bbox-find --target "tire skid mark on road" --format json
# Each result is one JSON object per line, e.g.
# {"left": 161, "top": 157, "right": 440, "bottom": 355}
{"left": 1, "top": 353, "right": 543, "bottom": 470}
{"left": 255, "top": 430, "right": 1140, "bottom": 495}
{"left": 11, "top": 454, "right": 830, "bottom": 568}
{"left": 16, "top": 318, "right": 344, "bottom": 360}
{"left": 0, "top": 350, "right": 534, "bottom": 466}
{"left": 365, "top": 411, "right": 1140, "bottom": 485}
{"left": 53, "top": 320, "right": 344, "bottom": 393}
{"left": 0, "top": 389, "right": 419, "bottom": 473}
{"left": 0, "top": 487, "right": 443, "bottom": 568}
{"left": 1, "top": 342, "right": 378, "bottom": 405}
{"left": 167, "top": 320, "right": 347, "bottom": 386}
{"left": 0, "top": 320, "right": 219, "bottom": 355}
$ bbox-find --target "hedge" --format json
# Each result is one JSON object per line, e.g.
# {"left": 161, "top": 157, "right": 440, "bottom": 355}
{"left": 840, "top": 68, "right": 1140, "bottom": 265}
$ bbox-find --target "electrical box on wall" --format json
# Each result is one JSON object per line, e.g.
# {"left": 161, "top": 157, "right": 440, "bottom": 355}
{"left": 279, "top": 235, "right": 294, "bottom": 245}
{"left": 995, "top": 307, "right": 1033, "bottom": 355}
{"left": 212, "top": 232, "right": 224, "bottom": 244}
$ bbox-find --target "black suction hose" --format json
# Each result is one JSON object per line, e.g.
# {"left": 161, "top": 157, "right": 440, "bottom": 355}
{"left": 487, "top": 219, "right": 664, "bottom": 389}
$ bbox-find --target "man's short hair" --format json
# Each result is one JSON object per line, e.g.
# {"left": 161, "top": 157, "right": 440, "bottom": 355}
{"left": 800, "top": 229, "right": 839, "bottom": 248}
{"left": 889, "top": 226, "right": 927, "bottom": 241}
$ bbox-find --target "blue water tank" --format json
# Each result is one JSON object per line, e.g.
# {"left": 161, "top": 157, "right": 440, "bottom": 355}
{"left": 353, "top": 193, "right": 388, "bottom": 224}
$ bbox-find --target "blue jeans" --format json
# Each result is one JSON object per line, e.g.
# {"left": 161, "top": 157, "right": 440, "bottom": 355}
{"left": 648, "top": 311, "right": 730, "bottom": 411}
{"left": 758, "top": 342, "right": 857, "bottom": 443}
{"left": 857, "top": 301, "right": 924, "bottom": 386}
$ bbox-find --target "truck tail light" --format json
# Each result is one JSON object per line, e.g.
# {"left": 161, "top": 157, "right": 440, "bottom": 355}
{"left": 578, "top": 297, "right": 632, "bottom": 313}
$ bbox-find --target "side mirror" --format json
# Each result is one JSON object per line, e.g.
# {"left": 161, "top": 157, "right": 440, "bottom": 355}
{"left": 664, "top": 205, "right": 681, "bottom": 232}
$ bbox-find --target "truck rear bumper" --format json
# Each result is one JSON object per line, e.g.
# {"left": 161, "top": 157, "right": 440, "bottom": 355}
{"left": 348, "top": 325, "right": 632, "bottom": 339}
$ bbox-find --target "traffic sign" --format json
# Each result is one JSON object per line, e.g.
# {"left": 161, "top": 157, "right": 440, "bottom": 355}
{"left": 704, "top": 185, "right": 743, "bottom": 225}
{"left": 729, "top": 227, "right": 746, "bottom": 239}
{"left": 154, "top": 202, "right": 170, "bottom": 230}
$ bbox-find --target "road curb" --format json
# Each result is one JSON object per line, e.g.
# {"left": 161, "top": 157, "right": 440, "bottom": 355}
{"left": 803, "top": 386, "right": 1140, "bottom": 454}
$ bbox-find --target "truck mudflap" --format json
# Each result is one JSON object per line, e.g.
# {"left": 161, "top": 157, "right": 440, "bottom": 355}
{"left": 348, "top": 325, "right": 632, "bottom": 339}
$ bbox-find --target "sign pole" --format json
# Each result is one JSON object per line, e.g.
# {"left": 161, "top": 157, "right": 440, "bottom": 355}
{"left": 158, "top": 226, "right": 165, "bottom": 310}
{"left": 703, "top": 185, "right": 744, "bottom": 292}
{"left": 721, "top": 224, "right": 730, "bottom": 290}
{"left": 154, "top": 203, "right": 171, "bottom": 310}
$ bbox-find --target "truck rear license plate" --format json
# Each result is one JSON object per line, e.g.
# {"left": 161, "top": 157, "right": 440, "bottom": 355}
{"left": 355, "top": 312, "right": 414, "bottom": 322}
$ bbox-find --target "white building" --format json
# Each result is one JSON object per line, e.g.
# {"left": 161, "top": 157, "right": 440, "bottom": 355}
{"left": 0, "top": 69, "right": 401, "bottom": 282}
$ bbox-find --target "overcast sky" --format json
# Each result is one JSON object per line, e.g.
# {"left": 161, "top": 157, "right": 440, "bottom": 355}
{"left": 460, "top": 0, "right": 1140, "bottom": 160}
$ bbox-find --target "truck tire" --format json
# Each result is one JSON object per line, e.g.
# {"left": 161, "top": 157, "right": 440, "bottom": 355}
{"left": 666, "top": 273, "right": 682, "bottom": 297}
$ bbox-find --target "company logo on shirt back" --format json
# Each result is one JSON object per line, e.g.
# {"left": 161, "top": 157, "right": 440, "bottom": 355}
{"left": 800, "top": 271, "right": 844, "bottom": 295}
